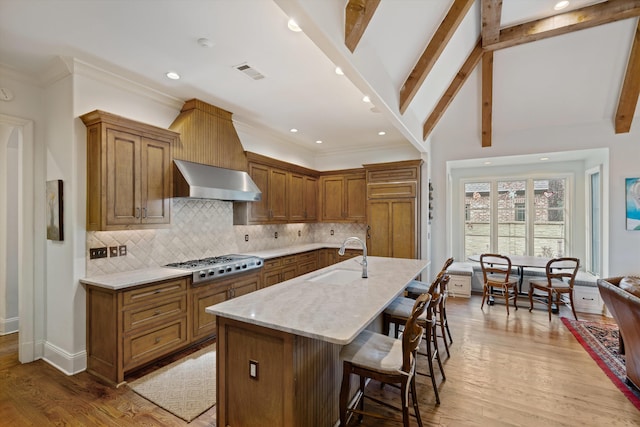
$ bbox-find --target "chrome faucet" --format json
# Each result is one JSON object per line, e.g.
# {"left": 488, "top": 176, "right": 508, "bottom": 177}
{"left": 339, "top": 237, "right": 368, "bottom": 278}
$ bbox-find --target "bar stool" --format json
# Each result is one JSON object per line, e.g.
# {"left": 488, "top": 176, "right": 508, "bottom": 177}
{"left": 406, "top": 258, "right": 454, "bottom": 357}
{"left": 383, "top": 276, "right": 449, "bottom": 404}
{"left": 339, "top": 293, "right": 431, "bottom": 427}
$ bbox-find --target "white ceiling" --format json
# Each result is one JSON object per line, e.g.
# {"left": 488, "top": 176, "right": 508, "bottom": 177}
{"left": 1, "top": 0, "right": 637, "bottom": 157}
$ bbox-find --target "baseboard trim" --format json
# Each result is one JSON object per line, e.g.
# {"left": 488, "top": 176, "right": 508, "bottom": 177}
{"left": 43, "top": 342, "right": 87, "bottom": 375}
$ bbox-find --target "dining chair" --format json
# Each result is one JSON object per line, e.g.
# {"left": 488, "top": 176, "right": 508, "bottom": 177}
{"left": 480, "top": 254, "right": 519, "bottom": 315}
{"left": 383, "top": 275, "right": 449, "bottom": 404}
{"left": 339, "top": 293, "right": 431, "bottom": 427}
{"left": 528, "top": 257, "right": 580, "bottom": 321}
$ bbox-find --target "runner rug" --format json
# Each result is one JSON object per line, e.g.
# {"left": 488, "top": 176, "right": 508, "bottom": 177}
{"left": 128, "top": 345, "right": 216, "bottom": 422}
{"left": 561, "top": 317, "right": 640, "bottom": 410}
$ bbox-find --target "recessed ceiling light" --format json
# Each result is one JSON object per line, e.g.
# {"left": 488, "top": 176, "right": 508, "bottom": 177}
{"left": 165, "top": 71, "right": 180, "bottom": 80}
{"left": 315, "top": 140, "right": 323, "bottom": 144}
{"left": 554, "top": 1, "right": 569, "bottom": 11}
{"left": 362, "top": 95, "right": 371, "bottom": 103}
{"left": 540, "top": 157, "right": 550, "bottom": 161}
{"left": 287, "top": 18, "right": 301, "bottom": 32}
{"left": 378, "top": 131, "right": 386, "bottom": 136}
{"left": 335, "top": 66, "right": 344, "bottom": 75}
{"left": 290, "top": 128, "right": 298, "bottom": 133}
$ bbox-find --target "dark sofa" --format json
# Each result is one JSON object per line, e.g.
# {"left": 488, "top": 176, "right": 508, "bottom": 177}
{"left": 597, "top": 276, "right": 640, "bottom": 389}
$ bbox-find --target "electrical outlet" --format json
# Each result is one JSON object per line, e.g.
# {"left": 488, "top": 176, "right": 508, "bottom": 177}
{"left": 118, "top": 245, "right": 127, "bottom": 256}
{"left": 330, "top": 229, "right": 334, "bottom": 236}
{"left": 274, "top": 231, "right": 278, "bottom": 239}
{"left": 89, "top": 247, "right": 107, "bottom": 259}
{"left": 109, "top": 246, "right": 118, "bottom": 257}
{"left": 298, "top": 230, "right": 301, "bottom": 237}
{"left": 245, "top": 234, "right": 249, "bottom": 242}
{"left": 249, "top": 360, "right": 258, "bottom": 379}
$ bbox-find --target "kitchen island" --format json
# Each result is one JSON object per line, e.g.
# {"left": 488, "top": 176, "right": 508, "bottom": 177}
{"left": 206, "top": 255, "right": 430, "bottom": 426}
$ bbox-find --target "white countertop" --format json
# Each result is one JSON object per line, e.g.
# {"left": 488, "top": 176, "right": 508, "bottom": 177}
{"left": 206, "top": 256, "right": 430, "bottom": 345}
{"left": 80, "top": 243, "right": 364, "bottom": 289}
{"left": 79, "top": 267, "right": 190, "bottom": 290}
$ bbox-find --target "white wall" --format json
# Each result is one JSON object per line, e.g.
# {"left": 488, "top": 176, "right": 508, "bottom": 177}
{"left": 430, "top": 119, "right": 640, "bottom": 280}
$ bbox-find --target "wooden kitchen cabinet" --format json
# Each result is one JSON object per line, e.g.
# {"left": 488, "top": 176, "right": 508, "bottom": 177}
{"left": 81, "top": 110, "right": 177, "bottom": 231}
{"left": 85, "top": 271, "right": 261, "bottom": 386}
{"left": 364, "top": 160, "right": 422, "bottom": 259}
{"left": 261, "top": 256, "right": 297, "bottom": 288}
{"left": 319, "top": 170, "right": 366, "bottom": 222}
{"left": 289, "top": 173, "right": 318, "bottom": 222}
{"left": 86, "top": 277, "right": 189, "bottom": 386}
{"left": 191, "top": 272, "right": 260, "bottom": 341}
{"left": 248, "top": 162, "right": 288, "bottom": 223}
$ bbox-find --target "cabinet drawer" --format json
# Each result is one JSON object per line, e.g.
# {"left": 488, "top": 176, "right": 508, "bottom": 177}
{"left": 263, "top": 258, "right": 282, "bottom": 270}
{"left": 281, "top": 255, "right": 297, "bottom": 266}
{"left": 448, "top": 275, "right": 471, "bottom": 298}
{"left": 296, "top": 251, "right": 318, "bottom": 264}
{"left": 123, "top": 295, "right": 187, "bottom": 332}
{"left": 123, "top": 317, "right": 188, "bottom": 370}
{"left": 573, "top": 286, "right": 604, "bottom": 314}
{"left": 367, "top": 182, "right": 417, "bottom": 199}
{"left": 366, "top": 167, "right": 418, "bottom": 183}
{"left": 122, "top": 278, "right": 187, "bottom": 306}
{"left": 297, "top": 260, "right": 318, "bottom": 276}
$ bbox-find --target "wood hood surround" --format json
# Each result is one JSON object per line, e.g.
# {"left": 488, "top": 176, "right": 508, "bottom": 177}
{"left": 169, "top": 99, "right": 249, "bottom": 172}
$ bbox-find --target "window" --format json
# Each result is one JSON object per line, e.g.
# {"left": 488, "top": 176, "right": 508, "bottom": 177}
{"left": 463, "top": 177, "right": 568, "bottom": 259}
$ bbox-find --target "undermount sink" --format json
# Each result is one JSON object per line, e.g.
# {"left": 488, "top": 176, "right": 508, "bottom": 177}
{"left": 308, "top": 268, "right": 365, "bottom": 285}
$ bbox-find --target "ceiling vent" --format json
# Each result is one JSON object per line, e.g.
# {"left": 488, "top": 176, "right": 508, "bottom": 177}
{"left": 234, "top": 63, "right": 265, "bottom": 80}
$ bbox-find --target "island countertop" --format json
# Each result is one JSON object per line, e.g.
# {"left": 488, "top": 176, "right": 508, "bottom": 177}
{"left": 206, "top": 256, "right": 430, "bottom": 345}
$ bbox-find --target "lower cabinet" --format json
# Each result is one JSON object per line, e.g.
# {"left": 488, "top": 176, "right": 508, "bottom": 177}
{"left": 262, "top": 256, "right": 297, "bottom": 288}
{"left": 85, "top": 271, "right": 260, "bottom": 386}
{"left": 192, "top": 273, "right": 260, "bottom": 341}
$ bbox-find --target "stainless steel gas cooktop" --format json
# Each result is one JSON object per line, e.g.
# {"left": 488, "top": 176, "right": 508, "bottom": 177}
{"left": 165, "top": 254, "right": 263, "bottom": 285}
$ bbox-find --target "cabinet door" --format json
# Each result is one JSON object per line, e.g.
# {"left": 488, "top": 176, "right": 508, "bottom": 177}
{"left": 303, "top": 176, "right": 318, "bottom": 221}
{"left": 367, "top": 200, "right": 391, "bottom": 257}
{"left": 233, "top": 276, "right": 260, "bottom": 298}
{"left": 141, "top": 137, "right": 172, "bottom": 224}
{"left": 106, "top": 128, "right": 141, "bottom": 226}
{"left": 269, "top": 167, "right": 288, "bottom": 221}
{"left": 320, "top": 176, "right": 345, "bottom": 221}
{"left": 249, "top": 163, "right": 270, "bottom": 222}
{"left": 367, "top": 199, "right": 416, "bottom": 258}
{"left": 345, "top": 174, "right": 366, "bottom": 221}
{"left": 192, "top": 284, "right": 228, "bottom": 341}
{"left": 289, "top": 173, "right": 305, "bottom": 222}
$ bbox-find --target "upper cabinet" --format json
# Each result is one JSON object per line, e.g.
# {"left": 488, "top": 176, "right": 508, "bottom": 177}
{"left": 234, "top": 152, "right": 318, "bottom": 225}
{"left": 81, "top": 110, "right": 177, "bottom": 231}
{"left": 319, "top": 170, "right": 366, "bottom": 223}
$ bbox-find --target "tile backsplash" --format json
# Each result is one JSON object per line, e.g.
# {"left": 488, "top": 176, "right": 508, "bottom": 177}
{"left": 86, "top": 198, "right": 366, "bottom": 276}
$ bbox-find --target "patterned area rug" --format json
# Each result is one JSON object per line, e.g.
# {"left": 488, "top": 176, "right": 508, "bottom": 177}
{"left": 562, "top": 317, "right": 640, "bottom": 410}
{"left": 128, "top": 345, "right": 216, "bottom": 422}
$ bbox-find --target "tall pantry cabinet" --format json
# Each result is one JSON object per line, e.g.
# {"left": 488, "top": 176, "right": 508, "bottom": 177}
{"left": 364, "top": 160, "right": 422, "bottom": 259}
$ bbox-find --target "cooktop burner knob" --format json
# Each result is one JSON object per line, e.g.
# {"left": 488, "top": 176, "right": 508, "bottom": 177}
{"left": 199, "top": 272, "right": 207, "bottom": 278}
{"left": 226, "top": 267, "right": 232, "bottom": 272}
{"left": 208, "top": 270, "right": 215, "bottom": 276}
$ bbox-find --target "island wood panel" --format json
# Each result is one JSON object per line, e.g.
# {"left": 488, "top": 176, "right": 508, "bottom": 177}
{"left": 217, "top": 317, "right": 344, "bottom": 427}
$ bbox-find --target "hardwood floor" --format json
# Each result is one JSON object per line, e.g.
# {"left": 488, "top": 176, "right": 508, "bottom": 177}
{"left": 1, "top": 295, "right": 638, "bottom": 426}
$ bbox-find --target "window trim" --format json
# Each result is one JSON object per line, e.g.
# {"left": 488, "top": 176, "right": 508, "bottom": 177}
{"left": 461, "top": 173, "right": 573, "bottom": 258}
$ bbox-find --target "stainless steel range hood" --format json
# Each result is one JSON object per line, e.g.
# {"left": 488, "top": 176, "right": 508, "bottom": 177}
{"left": 173, "top": 159, "right": 261, "bottom": 202}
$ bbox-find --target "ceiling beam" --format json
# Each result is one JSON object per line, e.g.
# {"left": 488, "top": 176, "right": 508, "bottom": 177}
{"left": 399, "top": 0, "right": 475, "bottom": 114}
{"left": 481, "top": 0, "right": 503, "bottom": 47}
{"left": 482, "top": 51, "right": 494, "bottom": 147}
{"left": 345, "top": 0, "right": 381, "bottom": 53}
{"left": 615, "top": 18, "right": 640, "bottom": 133}
{"left": 423, "top": 39, "right": 483, "bottom": 140}
{"left": 483, "top": 0, "right": 640, "bottom": 51}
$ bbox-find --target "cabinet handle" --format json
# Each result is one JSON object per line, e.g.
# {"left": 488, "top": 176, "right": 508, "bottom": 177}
{"left": 582, "top": 297, "right": 595, "bottom": 301}
{"left": 142, "top": 207, "right": 147, "bottom": 218}
{"left": 155, "top": 337, "right": 161, "bottom": 344}
{"left": 135, "top": 207, "right": 140, "bottom": 218}
{"left": 366, "top": 225, "right": 371, "bottom": 240}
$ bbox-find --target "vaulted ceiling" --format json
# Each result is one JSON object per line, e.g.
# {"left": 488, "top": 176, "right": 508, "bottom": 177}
{"left": 1, "top": 0, "right": 638, "bottom": 156}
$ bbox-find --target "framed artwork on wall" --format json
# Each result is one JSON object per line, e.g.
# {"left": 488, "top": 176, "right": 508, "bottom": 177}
{"left": 626, "top": 177, "right": 640, "bottom": 231}
{"left": 46, "top": 179, "right": 64, "bottom": 241}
